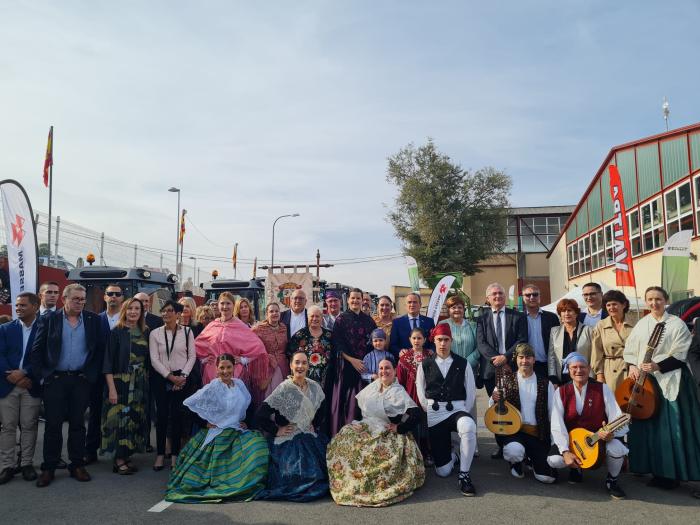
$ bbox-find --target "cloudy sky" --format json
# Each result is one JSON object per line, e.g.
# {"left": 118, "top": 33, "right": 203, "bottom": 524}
{"left": 1, "top": 1, "right": 699, "bottom": 295}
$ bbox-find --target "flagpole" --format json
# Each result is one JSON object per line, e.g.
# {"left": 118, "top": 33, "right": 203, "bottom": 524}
{"left": 47, "top": 126, "right": 54, "bottom": 266}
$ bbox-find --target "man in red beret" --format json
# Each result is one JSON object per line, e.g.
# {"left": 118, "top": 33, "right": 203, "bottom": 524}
{"left": 416, "top": 323, "right": 478, "bottom": 496}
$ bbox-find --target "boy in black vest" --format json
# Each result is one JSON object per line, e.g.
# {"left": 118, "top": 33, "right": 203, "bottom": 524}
{"left": 490, "top": 343, "right": 556, "bottom": 483}
{"left": 416, "top": 323, "right": 477, "bottom": 496}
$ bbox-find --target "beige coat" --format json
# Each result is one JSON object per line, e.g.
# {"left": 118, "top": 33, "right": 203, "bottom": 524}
{"left": 591, "top": 316, "right": 634, "bottom": 392}
{"left": 548, "top": 323, "right": 593, "bottom": 383}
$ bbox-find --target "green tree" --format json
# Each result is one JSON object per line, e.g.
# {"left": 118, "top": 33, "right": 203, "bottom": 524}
{"left": 386, "top": 140, "right": 511, "bottom": 278}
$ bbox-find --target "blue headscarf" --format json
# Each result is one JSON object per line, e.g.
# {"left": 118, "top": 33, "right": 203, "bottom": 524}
{"left": 562, "top": 352, "right": 588, "bottom": 374}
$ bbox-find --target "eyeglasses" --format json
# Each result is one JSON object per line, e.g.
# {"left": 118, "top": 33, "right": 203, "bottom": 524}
{"left": 161, "top": 308, "right": 175, "bottom": 314}
{"left": 523, "top": 293, "right": 539, "bottom": 298}
{"left": 69, "top": 297, "right": 86, "bottom": 303}
{"left": 582, "top": 293, "right": 600, "bottom": 297}
{"left": 105, "top": 292, "right": 123, "bottom": 297}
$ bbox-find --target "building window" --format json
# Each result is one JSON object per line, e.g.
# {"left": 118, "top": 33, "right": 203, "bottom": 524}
{"left": 505, "top": 217, "right": 518, "bottom": 252}
{"left": 577, "top": 236, "right": 590, "bottom": 274}
{"left": 694, "top": 175, "right": 700, "bottom": 236}
{"left": 640, "top": 198, "right": 664, "bottom": 252}
{"left": 567, "top": 244, "right": 575, "bottom": 278}
{"left": 604, "top": 223, "right": 614, "bottom": 265}
{"left": 665, "top": 182, "right": 694, "bottom": 238}
{"left": 519, "top": 216, "right": 565, "bottom": 252}
{"left": 590, "top": 228, "right": 605, "bottom": 270}
{"left": 628, "top": 209, "right": 641, "bottom": 256}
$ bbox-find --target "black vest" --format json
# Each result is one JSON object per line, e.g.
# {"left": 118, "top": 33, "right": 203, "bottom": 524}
{"left": 422, "top": 353, "right": 467, "bottom": 401}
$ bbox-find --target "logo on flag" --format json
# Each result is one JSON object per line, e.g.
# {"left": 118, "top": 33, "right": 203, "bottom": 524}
{"left": 11, "top": 214, "right": 26, "bottom": 247}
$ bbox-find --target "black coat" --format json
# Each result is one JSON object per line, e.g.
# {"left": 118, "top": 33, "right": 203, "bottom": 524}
{"left": 532, "top": 310, "right": 561, "bottom": 360}
{"left": 280, "top": 309, "right": 307, "bottom": 340}
{"left": 688, "top": 328, "right": 700, "bottom": 390}
{"left": 476, "top": 308, "right": 528, "bottom": 380}
{"left": 29, "top": 309, "right": 105, "bottom": 384}
{"left": 102, "top": 325, "right": 150, "bottom": 375}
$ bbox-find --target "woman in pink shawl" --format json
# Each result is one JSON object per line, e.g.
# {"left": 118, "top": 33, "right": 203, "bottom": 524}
{"left": 195, "top": 292, "right": 270, "bottom": 409}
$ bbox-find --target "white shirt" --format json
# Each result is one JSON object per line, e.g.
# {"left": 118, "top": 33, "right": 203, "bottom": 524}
{"left": 40, "top": 305, "right": 56, "bottom": 315}
{"left": 492, "top": 309, "right": 506, "bottom": 355}
{"left": 19, "top": 318, "right": 36, "bottom": 371}
{"left": 289, "top": 310, "right": 307, "bottom": 338}
{"left": 550, "top": 382, "right": 627, "bottom": 453}
{"left": 487, "top": 372, "right": 555, "bottom": 425}
{"left": 106, "top": 311, "right": 120, "bottom": 330}
{"left": 416, "top": 353, "right": 476, "bottom": 427}
{"left": 408, "top": 316, "right": 420, "bottom": 329}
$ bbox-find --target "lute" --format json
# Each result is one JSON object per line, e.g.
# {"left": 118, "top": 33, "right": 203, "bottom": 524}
{"left": 484, "top": 370, "right": 522, "bottom": 436}
{"left": 569, "top": 413, "right": 631, "bottom": 469}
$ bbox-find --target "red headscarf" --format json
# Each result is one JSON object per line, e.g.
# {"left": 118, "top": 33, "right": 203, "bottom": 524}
{"left": 430, "top": 323, "right": 452, "bottom": 341}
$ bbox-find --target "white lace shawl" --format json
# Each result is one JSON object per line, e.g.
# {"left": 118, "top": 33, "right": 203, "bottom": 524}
{"left": 354, "top": 379, "right": 417, "bottom": 435}
{"left": 264, "top": 378, "right": 325, "bottom": 444}
{"left": 183, "top": 378, "right": 250, "bottom": 447}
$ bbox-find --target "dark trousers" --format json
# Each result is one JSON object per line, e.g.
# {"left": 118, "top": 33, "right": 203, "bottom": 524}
{"left": 152, "top": 375, "right": 187, "bottom": 456}
{"left": 534, "top": 362, "right": 548, "bottom": 380}
{"left": 483, "top": 378, "right": 496, "bottom": 396}
{"left": 428, "top": 411, "right": 470, "bottom": 468}
{"left": 501, "top": 432, "right": 553, "bottom": 476}
{"left": 42, "top": 373, "right": 91, "bottom": 471}
{"left": 85, "top": 374, "right": 105, "bottom": 455}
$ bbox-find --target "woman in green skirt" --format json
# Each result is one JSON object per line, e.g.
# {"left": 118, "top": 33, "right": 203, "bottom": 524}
{"left": 165, "top": 353, "right": 268, "bottom": 503}
{"left": 102, "top": 298, "right": 150, "bottom": 474}
{"left": 623, "top": 286, "right": 700, "bottom": 490}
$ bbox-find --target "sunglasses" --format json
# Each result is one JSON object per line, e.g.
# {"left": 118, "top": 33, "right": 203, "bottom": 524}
{"left": 105, "top": 292, "right": 123, "bottom": 297}
{"left": 523, "top": 293, "right": 539, "bottom": 298}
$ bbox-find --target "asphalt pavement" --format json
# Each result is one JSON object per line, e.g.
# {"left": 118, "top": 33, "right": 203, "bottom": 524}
{"left": 3, "top": 391, "right": 699, "bottom": 525}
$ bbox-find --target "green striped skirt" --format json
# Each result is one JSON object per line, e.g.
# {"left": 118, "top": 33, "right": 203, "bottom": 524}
{"left": 165, "top": 427, "right": 269, "bottom": 503}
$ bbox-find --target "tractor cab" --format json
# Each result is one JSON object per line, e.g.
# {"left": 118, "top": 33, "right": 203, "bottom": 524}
{"left": 66, "top": 266, "right": 178, "bottom": 314}
{"left": 202, "top": 278, "right": 266, "bottom": 322}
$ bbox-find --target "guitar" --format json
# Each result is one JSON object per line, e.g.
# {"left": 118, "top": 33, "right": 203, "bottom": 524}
{"left": 615, "top": 322, "right": 665, "bottom": 420}
{"left": 568, "top": 413, "right": 631, "bottom": 469}
{"left": 484, "top": 371, "right": 522, "bottom": 436}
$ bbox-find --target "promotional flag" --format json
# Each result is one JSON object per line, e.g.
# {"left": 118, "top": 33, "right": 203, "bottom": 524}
{"left": 43, "top": 127, "right": 53, "bottom": 187}
{"left": 661, "top": 230, "right": 692, "bottom": 302}
{"left": 608, "top": 165, "right": 636, "bottom": 287}
{"left": 0, "top": 181, "right": 39, "bottom": 317}
{"left": 179, "top": 209, "right": 186, "bottom": 245}
{"left": 427, "top": 274, "right": 456, "bottom": 323}
{"left": 405, "top": 256, "right": 420, "bottom": 292}
{"left": 508, "top": 284, "right": 515, "bottom": 308}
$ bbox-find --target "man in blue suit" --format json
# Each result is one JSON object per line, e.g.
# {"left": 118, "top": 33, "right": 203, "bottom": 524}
{"left": 0, "top": 292, "right": 41, "bottom": 484}
{"left": 389, "top": 292, "right": 435, "bottom": 358}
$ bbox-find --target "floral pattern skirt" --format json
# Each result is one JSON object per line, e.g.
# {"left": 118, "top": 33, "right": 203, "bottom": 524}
{"left": 326, "top": 422, "right": 425, "bottom": 507}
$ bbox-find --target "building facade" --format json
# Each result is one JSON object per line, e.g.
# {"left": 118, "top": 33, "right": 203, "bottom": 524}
{"left": 548, "top": 123, "right": 700, "bottom": 301}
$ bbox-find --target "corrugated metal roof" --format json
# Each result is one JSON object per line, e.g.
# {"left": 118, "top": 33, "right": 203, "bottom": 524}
{"left": 508, "top": 205, "right": 575, "bottom": 215}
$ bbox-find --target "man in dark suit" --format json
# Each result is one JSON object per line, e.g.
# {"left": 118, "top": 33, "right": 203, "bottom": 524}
{"left": 0, "top": 292, "right": 41, "bottom": 484}
{"left": 134, "top": 292, "right": 164, "bottom": 332}
{"left": 522, "top": 284, "right": 560, "bottom": 379}
{"left": 578, "top": 282, "right": 608, "bottom": 327}
{"left": 389, "top": 292, "right": 435, "bottom": 358}
{"left": 29, "top": 283, "right": 105, "bottom": 487}
{"left": 476, "top": 283, "right": 528, "bottom": 459}
{"left": 280, "top": 289, "right": 308, "bottom": 340}
{"left": 38, "top": 281, "right": 60, "bottom": 315}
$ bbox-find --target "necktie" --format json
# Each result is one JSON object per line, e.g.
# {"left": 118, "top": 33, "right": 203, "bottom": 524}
{"left": 496, "top": 311, "right": 504, "bottom": 354}
{"left": 411, "top": 318, "right": 416, "bottom": 330}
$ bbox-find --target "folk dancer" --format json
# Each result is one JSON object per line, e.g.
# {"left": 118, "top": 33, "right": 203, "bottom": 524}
{"left": 489, "top": 343, "right": 556, "bottom": 483}
{"left": 547, "top": 352, "right": 628, "bottom": 499}
{"left": 416, "top": 323, "right": 477, "bottom": 496}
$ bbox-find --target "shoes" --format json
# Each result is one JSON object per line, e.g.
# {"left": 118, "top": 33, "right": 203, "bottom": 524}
{"left": 21, "top": 465, "right": 37, "bottom": 481}
{"left": 126, "top": 461, "right": 138, "bottom": 473}
{"left": 56, "top": 458, "right": 67, "bottom": 470}
{"left": 423, "top": 455, "right": 435, "bottom": 468}
{"left": 568, "top": 469, "right": 583, "bottom": 484}
{"left": 0, "top": 467, "right": 14, "bottom": 485}
{"left": 458, "top": 471, "right": 476, "bottom": 496}
{"left": 113, "top": 462, "right": 134, "bottom": 475}
{"left": 69, "top": 466, "right": 92, "bottom": 482}
{"left": 510, "top": 462, "right": 524, "bottom": 479}
{"left": 490, "top": 448, "right": 503, "bottom": 460}
{"left": 605, "top": 476, "right": 626, "bottom": 500}
{"left": 145, "top": 445, "right": 154, "bottom": 453}
{"left": 84, "top": 453, "right": 98, "bottom": 465}
{"left": 36, "top": 470, "right": 54, "bottom": 488}
{"left": 153, "top": 455, "right": 165, "bottom": 471}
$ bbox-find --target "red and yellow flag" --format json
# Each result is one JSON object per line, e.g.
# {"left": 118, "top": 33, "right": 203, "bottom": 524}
{"left": 43, "top": 126, "right": 53, "bottom": 187}
{"left": 179, "top": 209, "right": 187, "bottom": 245}
{"left": 232, "top": 243, "right": 238, "bottom": 270}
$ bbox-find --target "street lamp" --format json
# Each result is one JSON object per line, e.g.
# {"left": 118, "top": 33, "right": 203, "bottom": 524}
{"left": 168, "top": 187, "right": 180, "bottom": 282}
{"left": 271, "top": 213, "right": 300, "bottom": 275}
{"left": 189, "top": 256, "right": 197, "bottom": 288}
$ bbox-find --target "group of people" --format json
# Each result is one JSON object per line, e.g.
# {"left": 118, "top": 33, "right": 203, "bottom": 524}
{"left": 1, "top": 279, "right": 700, "bottom": 505}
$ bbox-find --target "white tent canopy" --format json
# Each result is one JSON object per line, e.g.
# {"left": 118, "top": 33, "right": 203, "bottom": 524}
{"left": 542, "top": 283, "right": 645, "bottom": 313}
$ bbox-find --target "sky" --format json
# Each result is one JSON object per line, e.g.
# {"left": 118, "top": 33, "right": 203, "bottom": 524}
{"left": 1, "top": 1, "right": 700, "bottom": 296}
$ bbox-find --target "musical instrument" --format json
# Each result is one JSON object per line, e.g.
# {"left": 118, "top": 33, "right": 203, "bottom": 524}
{"left": 484, "top": 371, "right": 522, "bottom": 435}
{"left": 568, "top": 413, "right": 631, "bottom": 469}
{"left": 615, "top": 322, "right": 664, "bottom": 420}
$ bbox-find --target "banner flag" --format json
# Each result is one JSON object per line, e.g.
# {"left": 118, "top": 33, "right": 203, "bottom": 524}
{"left": 405, "top": 256, "right": 420, "bottom": 292}
{"left": 427, "top": 274, "right": 456, "bottom": 323}
{"left": 232, "top": 243, "right": 238, "bottom": 271}
{"left": 266, "top": 271, "right": 314, "bottom": 310}
{"left": 43, "top": 127, "right": 53, "bottom": 187}
{"left": 179, "top": 209, "right": 186, "bottom": 245}
{"left": 661, "top": 230, "right": 692, "bottom": 302}
{"left": 508, "top": 284, "right": 515, "bottom": 309}
{"left": 608, "top": 165, "right": 636, "bottom": 287}
{"left": 0, "top": 181, "right": 39, "bottom": 317}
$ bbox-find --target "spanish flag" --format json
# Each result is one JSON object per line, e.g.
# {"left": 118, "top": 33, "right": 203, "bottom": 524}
{"left": 179, "top": 209, "right": 186, "bottom": 245}
{"left": 43, "top": 126, "right": 53, "bottom": 187}
{"left": 232, "top": 243, "right": 238, "bottom": 271}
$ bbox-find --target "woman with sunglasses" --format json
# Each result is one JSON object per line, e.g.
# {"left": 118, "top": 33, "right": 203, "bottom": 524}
{"left": 149, "top": 300, "right": 196, "bottom": 470}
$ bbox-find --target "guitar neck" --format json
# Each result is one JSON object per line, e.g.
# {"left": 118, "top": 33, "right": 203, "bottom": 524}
{"left": 590, "top": 414, "right": 630, "bottom": 445}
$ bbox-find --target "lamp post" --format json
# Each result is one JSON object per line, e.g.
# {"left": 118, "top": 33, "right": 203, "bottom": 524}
{"left": 189, "top": 256, "right": 197, "bottom": 289}
{"left": 270, "top": 213, "right": 300, "bottom": 274}
{"left": 168, "top": 187, "right": 180, "bottom": 282}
